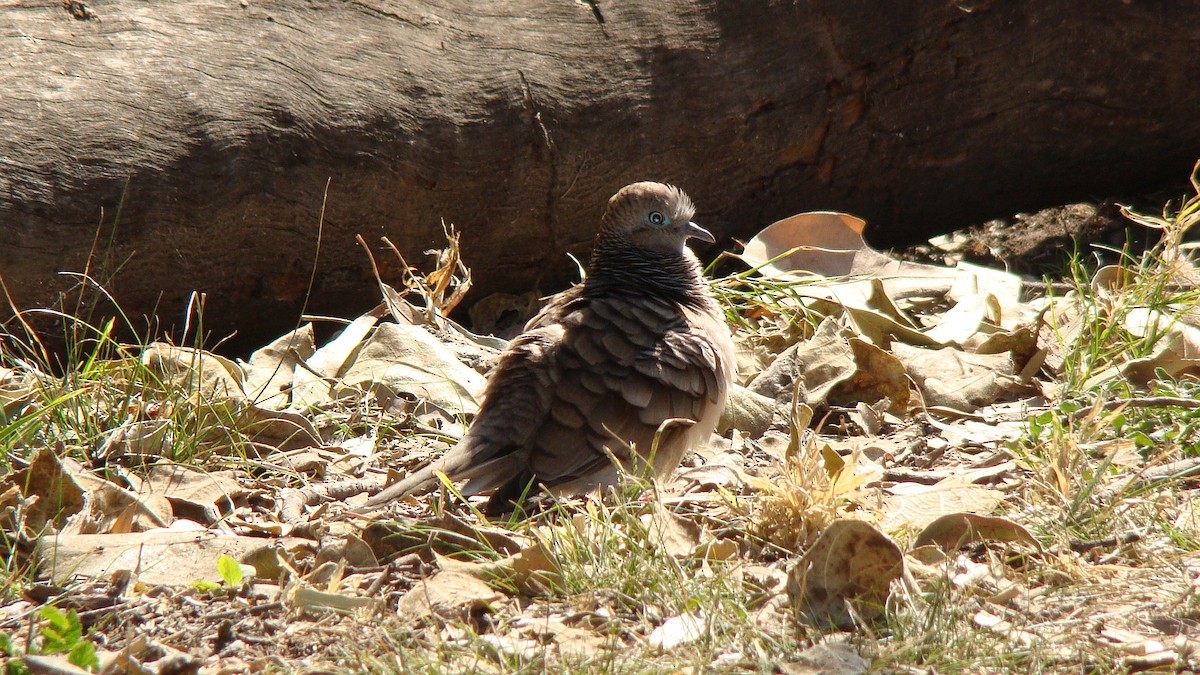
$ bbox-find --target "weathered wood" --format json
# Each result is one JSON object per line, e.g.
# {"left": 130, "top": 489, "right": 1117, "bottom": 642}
{"left": 2, "top": 1, "right": 1198, "bottom": 350}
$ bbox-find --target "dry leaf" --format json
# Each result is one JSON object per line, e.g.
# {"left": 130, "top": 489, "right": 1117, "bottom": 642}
{"left": 783, "top": 636, "right": 869, "bottom": 675}
{"left": 973, "top": 609, "right": 1038, "bottom": 647}
{"left": 673, "top": 464, "right": 745, "bottom": 493}
{"left": 142, "top": 343, "right": 246, "bottom": 399}
{"left": 0, "top": 365, "right": 40, "bottom": 415}
{"left": 923, "top": 292, "right": 1000, "bottom": 346}
{"left": 787, "top": 519, "right": 903, "bottom": 627}
{"left": 804, "top": 286, "right": 941, "bottom": 348}
{"left": 338, "top": 322, "right": 485, "bottom": 416}
{"left": 912, "top": 513, "right": 1042, "bottom": 553}
{"left": 749, "top": 317, "right": 854, "bottom": 405}
{"left": 718, "top": 385, "right": 777, "bottom": 437}
{"left": 516, "top": 613, "right": 608, "bottom": 660}
{"left": 240, "top": 324, "right": 317, "bottom": 409}
{"left": 10, "top": 447, "right": 87, "bottom": 534}
{"left": 880, "top": 477, "right": 1005, "bottom": 531}
{"left": 468, "top": 291, "right": 542, "bottom": 339}
{"left": 649, "top": 610, "right": 705, "bottom": 652}
{"left": 396, "top": 570, "right": 502, "bottom": 621}
{"left": 1120, "top": 308, "right": 1200, "bottom": 384}
{"left": 35, "top": 528, "right": 309, "bottom": 586}
{"left": 740, "top": 211, "right": 958, "bottom": 311}
{"left": 95, "top": 420, "right": 172, "bottom": 460}
{"left": 292, "top": 585, "right": 382, "bottom": 614}
{"left": 360, "top": 513, "right": 524, "bottom": 564}
{"left": 749, "top": 318, "right": 909, "bottom": 412}
{"left": 646, "top": 502, "right": 703, "bottom": 558}
{"left": 291, "top": 311, "right": 383, "bottom": 407}
{"left": 146, "top": 465, "right": 244, "bottom": 524}
{"left": 695, "top": 538, "right": 739, "bottom": 562}
{"left": 70, "top": 472, "right": 172, "bottom": 534}
{"left": 743, "top": 212, "right": 903, "bottom": 278}
{"left": 236, "top": 404, "right": 323, "bottom": 451}
{"left": 435, "top": 541, "right": 562, "bottom": 596}
{"left": 892, "top": 343, "right": 1029, "bottom": 412}
{"left": 831, "top": 337, "right": 910, "bottom": 411}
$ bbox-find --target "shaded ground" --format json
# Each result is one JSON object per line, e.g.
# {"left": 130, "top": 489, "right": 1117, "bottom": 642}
{"left": 893, "top": 201, "right": 1135, "bottom": 277}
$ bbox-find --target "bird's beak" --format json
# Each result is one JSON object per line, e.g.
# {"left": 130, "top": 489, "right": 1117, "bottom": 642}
{"left": 686, "top": 221, "right": 716, "bottom": 243}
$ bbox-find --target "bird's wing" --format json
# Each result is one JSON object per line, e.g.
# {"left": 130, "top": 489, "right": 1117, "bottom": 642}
{"left": 523, "top": 284, "right": 583, "bottom": 330}
{"left": 527, "top": 295, "right": 727, "bottom": 487}
{"left": 362, "top": 326, "right": 562, "bottom": 507}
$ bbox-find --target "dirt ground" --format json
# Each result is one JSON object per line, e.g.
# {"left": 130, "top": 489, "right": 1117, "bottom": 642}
{"left": 891, "top": 201, "right": 1141, "bottom": 277}
{"left": 8, "top": 194, "right": 1199, "bottom": 673}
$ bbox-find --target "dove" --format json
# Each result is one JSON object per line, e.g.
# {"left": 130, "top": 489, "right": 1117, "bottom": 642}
{"left": 364, "top": 181, "right": 735, "bottom": 514}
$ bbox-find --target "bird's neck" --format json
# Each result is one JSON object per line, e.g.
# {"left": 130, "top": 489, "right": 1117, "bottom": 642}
{"left": 583, "top": 237, "right": 711, "bottom": 308}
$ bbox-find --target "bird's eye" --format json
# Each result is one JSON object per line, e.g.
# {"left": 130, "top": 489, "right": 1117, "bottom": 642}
{"left": 645, "top": 211, "right": 669, "bottom": 228}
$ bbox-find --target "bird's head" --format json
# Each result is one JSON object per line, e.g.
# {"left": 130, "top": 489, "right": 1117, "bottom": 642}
{"left": 599, "top": 182, "right": 714, "bottom": 253}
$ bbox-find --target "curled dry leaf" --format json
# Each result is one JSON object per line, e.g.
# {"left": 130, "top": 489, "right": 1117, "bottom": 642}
{"left": 1120, "top": 308, "right": 1200, "bottom": 385}
{"left": 646, "top": 501, "right": 703, "bottom": 558}
{"left": 740, "top": 210, "right": 958, "bottom": 305}
{"left": 240, "top": 324, "right": 317, "bottom": 410}
{"left": 396, "top": 570, "right": 503, "bottom": 621}
{"left": 718, "top": 384, "right": 777, "bottom": 437}
{"left": 142, "top": 343, "right": 246, "bottom": 399}
{"left": 749, "top": 317, "right": 909, "bottom": 412}
{"left": 436, "top": 541, "right": 563, "bottom": 596}
{"left": 337, "top": 322, "right": 485, "bottom": 417}
{"left": 787, "top": 519, "right": 903, "bottom": 628}
{"left": 912, "top": 513, "right": 1042, "bottom": 553}
{"left": 8, "top": 447, "right": 86, "bottom": 534}
{"left": 741, "top": 212, "right": 892, "bottom": 278}
{"left": 892, "top": 342, "right": 1030, "bottom": 412}
{"left": 95, "top": 420, "right": 172, "bottom": 460}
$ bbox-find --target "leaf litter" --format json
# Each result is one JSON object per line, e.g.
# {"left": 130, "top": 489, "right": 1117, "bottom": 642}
{"left": 5, "top": 176, "right": 1200, "bottom": 672}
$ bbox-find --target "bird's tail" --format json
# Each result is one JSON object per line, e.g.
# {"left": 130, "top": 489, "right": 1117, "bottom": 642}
{"left": 360, "top": 460, "right": 446, "bottom": 510}
{"left": 359, "top": 443, "right": 525, "bottom": 511}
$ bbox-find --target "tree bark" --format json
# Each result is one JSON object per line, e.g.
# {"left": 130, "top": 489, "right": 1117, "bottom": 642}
{"left": 2, "top": 1, "right": 1198, "bottom": 351}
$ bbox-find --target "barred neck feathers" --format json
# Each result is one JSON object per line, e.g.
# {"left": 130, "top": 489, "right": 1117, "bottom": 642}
{"left": 584, "top": 233, "right": 710, "bottom": 307}
{"left": 580, "top": 181, "right": 715, "bottom": 309}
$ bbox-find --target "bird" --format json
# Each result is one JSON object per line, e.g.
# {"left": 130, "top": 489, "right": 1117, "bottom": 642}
{"left": 363, "top": 181, "right": 736, "bottom": 514}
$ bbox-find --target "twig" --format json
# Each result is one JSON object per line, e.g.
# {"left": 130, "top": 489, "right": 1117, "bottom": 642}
{"left": 882, "top": 468, "right": 950, "bottom": 485}
{"left": 204, "top": 601, "right": 285, "bottom": 622}
{"left": 279, "top": 480, "right": 383, "bottom": 522}
{"left": 1097, "top": 457, "right": 1200, "bottom": 501}
{"left": 1063, "top": 531, "right": 1143, "bottom": 554}
{"left": 1070, "top": 396, "right": 1200, "bottom": 421}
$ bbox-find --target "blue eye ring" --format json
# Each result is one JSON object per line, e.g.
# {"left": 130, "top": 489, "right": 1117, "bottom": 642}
{"left": 645, "top": 210, "right": 670, "bottom": 228}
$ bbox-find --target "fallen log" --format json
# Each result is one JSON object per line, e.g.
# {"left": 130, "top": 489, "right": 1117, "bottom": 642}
{"left": 2, "top": 1, "right": 1198, "bottom": 350}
